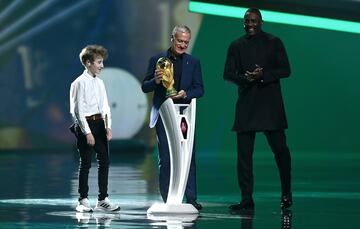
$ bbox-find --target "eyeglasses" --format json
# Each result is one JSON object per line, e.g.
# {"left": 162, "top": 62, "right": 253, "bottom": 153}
{"left": 174, "top": 38, "right": 190, "bottom": 46}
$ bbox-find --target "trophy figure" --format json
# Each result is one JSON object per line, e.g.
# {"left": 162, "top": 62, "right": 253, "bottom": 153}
{"left": 156, "top": 57, "right": 177, "bottom": 98}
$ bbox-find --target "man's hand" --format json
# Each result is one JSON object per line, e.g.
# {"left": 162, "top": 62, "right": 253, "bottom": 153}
{"left": 106, "top": 128, "right": 112, "bottom": 141}
{"left": 154, "top": 69, "right": 163, "bottom": 84}
{"left": 245, "top": 64, "right": 263, "bottom": 82}
{"left": 253, "top": 64, "right": 263, "bottom": 79}
{"left": 171, "top": 90, "right": 187, "bottom": 99}
{"left": 86, "top": 133, "right": 95, "bottom": 146}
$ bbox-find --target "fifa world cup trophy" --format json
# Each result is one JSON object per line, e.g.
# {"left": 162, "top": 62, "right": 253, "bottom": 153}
{"left": 156, "top": 57, "right": 177, "bottom": 97}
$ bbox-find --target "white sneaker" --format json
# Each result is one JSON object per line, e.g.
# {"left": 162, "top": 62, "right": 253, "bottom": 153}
{"left": 94, "top": 197, "right": 120, "bottom": 212}
{"left": 76, "top": 198, "right": 93, "bottom": 212}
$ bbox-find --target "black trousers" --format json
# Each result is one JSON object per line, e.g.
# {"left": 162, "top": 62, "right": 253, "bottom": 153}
{"left": 155, "top": 116, "right": 197, "bottom": 202}
{"left": 76, "top": 119, "right": 109, "bottom": 201}
{"left": 236, "top": 130, "right": 291, "bottom": 200}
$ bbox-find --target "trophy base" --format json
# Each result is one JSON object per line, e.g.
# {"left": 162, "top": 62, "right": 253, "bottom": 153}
{"left": 147, "top": 203, "right": 199, "bottom": 215}
{"left": 166, "top": 89, "right": 178, "bottom": 98}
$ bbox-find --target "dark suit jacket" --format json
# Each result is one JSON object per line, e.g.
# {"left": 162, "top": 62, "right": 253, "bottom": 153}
{"left": 223, "top": 31, "right": 291, "bottom": 132}
{"left": 142, "top": 51, "right": 204, "bottom": 127}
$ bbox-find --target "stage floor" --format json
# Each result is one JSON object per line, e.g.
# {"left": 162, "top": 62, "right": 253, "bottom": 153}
{"left": 0, "top": 149, "right": 359, "bottom": 228}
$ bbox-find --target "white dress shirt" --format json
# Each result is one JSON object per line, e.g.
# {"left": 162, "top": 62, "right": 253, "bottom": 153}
{"left": 70, "top": 70, "right": 111, "bottom": 134}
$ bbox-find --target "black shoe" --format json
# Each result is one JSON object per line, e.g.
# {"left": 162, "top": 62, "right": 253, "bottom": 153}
{"left": 281, "top": 209, "right": 292, "bottom": 229}
{"left": 281, "top": 193, "right": 293, "bottom": 209}
{"left": 229, "top": 199, "right": 255, "bottom": 210}
{"left": 187, "top": 200, "right": 202, "bottom": 210}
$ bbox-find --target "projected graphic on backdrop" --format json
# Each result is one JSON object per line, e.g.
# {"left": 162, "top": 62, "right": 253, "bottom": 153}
{"left": 100, "top": 68, "right": 147, "bottom": 140}
{"left": 191, "top": 0, "right": 360, "bottom": 22}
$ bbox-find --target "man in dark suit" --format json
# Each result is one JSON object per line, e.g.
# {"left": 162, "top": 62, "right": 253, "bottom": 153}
{"left": 142, "top": 25, "right": 204, "bottom": 210}
{"left": 223, "top": 8, "right": 292, "bottom": 210}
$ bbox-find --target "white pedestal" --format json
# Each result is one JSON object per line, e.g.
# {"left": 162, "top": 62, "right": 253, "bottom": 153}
{"left": 147, "top": 98, "right": 198, "bottom": 214}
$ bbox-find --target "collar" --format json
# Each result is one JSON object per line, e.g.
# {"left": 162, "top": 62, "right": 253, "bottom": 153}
{"left": 83, "top": 69, "right": 97, "bottom": 79}
{"left": 167, "top": 48, "right": 184, "bottom": 61}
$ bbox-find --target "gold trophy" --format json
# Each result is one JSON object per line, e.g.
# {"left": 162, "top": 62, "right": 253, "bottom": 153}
{"left": 156, "top": 57, "right": 177, "bottom": 97}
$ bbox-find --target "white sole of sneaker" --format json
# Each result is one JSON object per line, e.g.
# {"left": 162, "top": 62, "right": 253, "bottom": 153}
{"left": 94, "top": 206, "right": 120, "bottom": 212}
{"left": 76, "top": 206, "right": 93, "bottom": 213}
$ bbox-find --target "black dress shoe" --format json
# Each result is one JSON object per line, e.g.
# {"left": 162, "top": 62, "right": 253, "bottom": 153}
{"left": 281, "top": 209, "right": 292, "bottom": 229}
{"left": 281, "top": 193, "right": 293, "bottom": 209}
{"left": 187, "top": 200, "right": 202, "bottom": 210}
{"left": 229, "top": 199, "right": 255, "bottom": 210}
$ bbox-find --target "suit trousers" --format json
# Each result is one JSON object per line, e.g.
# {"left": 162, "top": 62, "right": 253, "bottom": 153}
{"left": 76, "top": 119, "right": 109, "bottom": 201}
{"left": 155, "top": 116, "right": 197, "bottom": 202}
{"left": 236, "top": 130, "right": 291, "bottom": 200}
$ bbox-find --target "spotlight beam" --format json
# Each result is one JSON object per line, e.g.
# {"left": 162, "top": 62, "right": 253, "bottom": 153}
{"left": 0, "top": 0, "right": 91, "bottom": 55}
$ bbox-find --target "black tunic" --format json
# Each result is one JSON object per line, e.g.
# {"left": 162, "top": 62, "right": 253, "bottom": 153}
{"left": 223, "top": 31, "right": 291, "bottom": 132}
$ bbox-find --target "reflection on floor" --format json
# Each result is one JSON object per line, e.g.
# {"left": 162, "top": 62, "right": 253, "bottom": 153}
{"left": 0, "top": 150, "right": 359, "bottom": 228}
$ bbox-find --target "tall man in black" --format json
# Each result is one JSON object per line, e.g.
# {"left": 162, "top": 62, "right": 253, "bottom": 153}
{"left": 223, "top": 8, "right": 292, "bottom": 210}
{"left": 142, "top": 25, "right": 204, "bottom": 210}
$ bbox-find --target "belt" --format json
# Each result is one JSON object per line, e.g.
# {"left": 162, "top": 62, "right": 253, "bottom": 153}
{"left": 85, "top": 114, "right": 103, "bottom": 121}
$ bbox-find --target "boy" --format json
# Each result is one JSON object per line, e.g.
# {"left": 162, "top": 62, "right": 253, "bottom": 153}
{"left": 70, "top": 45, "right": 120, "bottom": 212}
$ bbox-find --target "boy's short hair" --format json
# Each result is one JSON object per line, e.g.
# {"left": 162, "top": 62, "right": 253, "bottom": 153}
{"left": 79, "top": 45, "right": 108, "bottom": 67}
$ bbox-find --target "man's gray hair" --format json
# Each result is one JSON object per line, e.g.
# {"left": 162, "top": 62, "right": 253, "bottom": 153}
{"left": 171, "top": 25, "right": 191, "bottom": 38}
